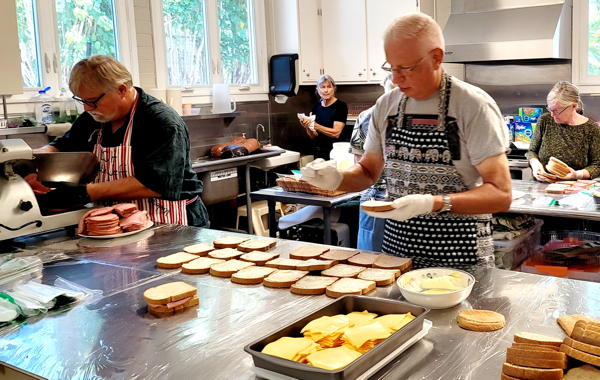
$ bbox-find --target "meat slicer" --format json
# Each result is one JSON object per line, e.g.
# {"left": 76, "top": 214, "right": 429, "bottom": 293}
{"left": 0, "top": 139, "right": 92, "bottom": 240}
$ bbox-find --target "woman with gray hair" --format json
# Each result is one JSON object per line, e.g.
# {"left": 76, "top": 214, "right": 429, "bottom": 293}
{"left": 527, "top": 80, "right": 600, "bottom": 182}
{"left": 299, "top": 74, "right": 348, "bottom": 159}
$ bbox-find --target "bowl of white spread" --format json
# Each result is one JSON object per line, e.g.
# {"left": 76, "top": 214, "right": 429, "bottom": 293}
{"left": 396, "top": 268, "right": 475, "bottom": 309}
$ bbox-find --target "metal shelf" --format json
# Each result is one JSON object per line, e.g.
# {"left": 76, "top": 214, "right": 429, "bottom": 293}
{"left": 0, "top": 126, "right": 45, "bottom": 136}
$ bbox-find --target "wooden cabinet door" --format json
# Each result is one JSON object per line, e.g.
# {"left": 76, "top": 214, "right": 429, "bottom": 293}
{"left": 297, "top": 0, "right": 323, "bottom": 84}
{"left": 366, "top": 0, "right": 418, "bottom": 82}
{"left": 321, "top": 0, "right": 368, "bottom": 82}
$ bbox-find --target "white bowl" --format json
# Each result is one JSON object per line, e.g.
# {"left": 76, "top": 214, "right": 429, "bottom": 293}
{"left": 396, "top": 267, "right": 475, "bottom": 309}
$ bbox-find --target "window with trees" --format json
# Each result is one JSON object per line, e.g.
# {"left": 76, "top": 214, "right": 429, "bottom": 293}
{"left": 574, "top": 0, "right": 600, "bottom": 92}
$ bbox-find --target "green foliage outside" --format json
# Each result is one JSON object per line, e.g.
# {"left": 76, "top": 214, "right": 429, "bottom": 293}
{"left": 589, "top": 1, "right": 600, "bottom": 75}
{"left": 16, "top": 0, "right": 41, "bottom": 88}
{"left": 217, "top": 0, "right": 254, "bottom": 84}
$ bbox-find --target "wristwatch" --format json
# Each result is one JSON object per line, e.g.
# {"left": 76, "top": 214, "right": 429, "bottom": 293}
{"left": 439, "top": 194, "right": 452, "bottom": 213}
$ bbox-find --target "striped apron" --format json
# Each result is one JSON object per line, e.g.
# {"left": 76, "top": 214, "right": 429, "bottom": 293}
{"left": 381, "top": 73, "right": 494, "bottom": 270}
{"left": 92, "top": 92, "right": 190, "bottom": 225}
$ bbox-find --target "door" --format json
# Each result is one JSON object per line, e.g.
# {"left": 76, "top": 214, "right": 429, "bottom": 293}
{"left": 297, "top": 0, "right": 323, "bottom": 84}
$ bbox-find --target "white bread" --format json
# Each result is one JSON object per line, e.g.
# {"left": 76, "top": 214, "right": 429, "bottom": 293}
{"left": 325, "top": 278, "right": 376, "bottom": 298}
{"left": 236, "top": 238, "right": 277, "bottom": 252}
{"left": 181, "top": 257, "right": 224, "bottom": 274}
{"left": 263, "top": 270, "right": 308, "bottom": 288}
{"left": 563, "top": 336, "right": 600, "bottom": 356}
{"left": 182, "top": 243, "right": 214, "bottom": 256}
{"left": 212, "top": 235, "right": 250, "bottom": 248}
{"left": 506, "top": 347, "right": 568, "bottom": 369}
{"left": 514, "top": 332, "right": 563, "bottom": 347}
{"left": 265, "top": 258, "right": 306, "bottom": 269}
{"left": 360, "top": 200, "right": 394, "bottom": 212}
{"left": 156, "top": 252, "right": 201, "bottom": 269}
{"left": 545, "top": 184, "right": 569, "bottom": 194}
{"left": 208, "top": 248, "right": 243, "bottom": 260}
{"left": 456, "top": 309, "right": 505, "bottom": 332}
{"left": 571, "top": 320, "right": 600, "bottom": 346}
{"left": 502, "top": 362, "right": 563, "bottom": 380}
{"left": 357, "top": 268, "right": 398, "bottom": 286}
{"left": 143, "top": 281, "right": 197, "bottom": 305}
{"left": 372, "top": 254, "right": 412, "bottom": 272}
{"left": 290, "top": 276, "right": 339, "bottom": 295}
{"left": 347, "top": 252, "right": 379, "bottom": 267}
{"left": 147, "top": 296, "right": 199, "bottom": 317}
{"left": 546, "top": 157, "right": 571, "bottom": 178}
{"left": 560, "top": 343, "right": 600, "bottom": 366}
{"left": 500, "top": 374, "right": 521, "bottom": 380}
{"left": 557, "top": 314, "right": 599, "bottom": 336}
{"left": 564, "top": 364, "right": 600, "bottom": 380}
{"left": 321, "top": 264, "right": 366, "bottom": 278}
{"left": 239, "top": 251, "right": 279, "bottom": 266}
{"left": 289, "top": 245, "right": 330, "bottom": 260}
{"left": 511, "top": 343, "right": 559, "bottom": 352}
{"left": 231, "top": 266, "right": 277, "bottom": 285}
{"left": 209, "top": 259, "right": 255, "bottom": 278}
{"left": 320, "top": 249, "right": 360, "bottom": 263}
{"left": 294, "top": 259, "right": 336, "bottom": 271}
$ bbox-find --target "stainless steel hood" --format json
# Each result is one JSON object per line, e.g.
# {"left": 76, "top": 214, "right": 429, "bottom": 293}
{"left": 443, "top": 0, "right": 572, "bottom": 63}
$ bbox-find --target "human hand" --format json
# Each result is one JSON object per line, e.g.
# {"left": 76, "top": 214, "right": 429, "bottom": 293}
{"left": 364, "top": 194, "right": 434, "bottom": 221}
{"left": 300, "top": 159, "right": 343, "bottom": 190}
{"left": 531, "top": 160, "right": 556, "bottom": 183}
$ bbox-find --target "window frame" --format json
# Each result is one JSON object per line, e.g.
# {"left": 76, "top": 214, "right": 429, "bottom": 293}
{"left": 150, "top": 0, "right": 268, "bottom": 102}
{"left": 573, "top": 0, "right": 600, "bottom": 93}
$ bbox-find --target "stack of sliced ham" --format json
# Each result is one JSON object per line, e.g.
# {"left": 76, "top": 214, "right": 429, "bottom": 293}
{"left": 78, "top": 203, "right": 150, "bottom": 236}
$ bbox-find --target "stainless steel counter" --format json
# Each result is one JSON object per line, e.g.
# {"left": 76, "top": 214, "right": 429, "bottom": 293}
{"left": 1, "top": 224, "right": 599, "bottom": 380}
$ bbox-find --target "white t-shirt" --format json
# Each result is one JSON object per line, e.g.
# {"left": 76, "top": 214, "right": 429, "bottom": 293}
{"left": 363, "top": 76, "right": 509, "bottom": 189}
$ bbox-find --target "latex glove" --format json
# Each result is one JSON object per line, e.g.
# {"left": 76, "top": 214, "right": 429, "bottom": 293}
{"left": 300, "top": 159, "right": 343, "bottom": 191}
{"left": 530, "top": 160, "right": 557, "bottom": 183}
{"left": 37, "top": 182, "right": 90, "bottom": 209}
{"left": 364, "top": 194, "right": 434, "bottom": 221}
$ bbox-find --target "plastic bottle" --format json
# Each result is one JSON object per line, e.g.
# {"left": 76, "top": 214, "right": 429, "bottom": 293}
{"left": 34, "top": 87, "right": 55, "bottom": 124}
{"left": 329, "top": 142, "right": 354, "bottom": 171}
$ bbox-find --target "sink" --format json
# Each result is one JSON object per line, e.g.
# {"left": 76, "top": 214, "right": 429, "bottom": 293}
{"left": 250, "top": 149, "right": 300, "bottom": 170}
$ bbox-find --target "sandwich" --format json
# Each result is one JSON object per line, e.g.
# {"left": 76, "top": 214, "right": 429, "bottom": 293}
{"left": 360, "top": 200, "right": 394, "bottom": 212}
{"left": 143, "top": 281, "right": 199, "bottom": 317}
{"left": 546, "top": 157, "right": 571, "bottom": 178}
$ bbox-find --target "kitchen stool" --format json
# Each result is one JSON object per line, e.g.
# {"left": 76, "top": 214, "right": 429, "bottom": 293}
{"left": 236, "top": 201, "right": 284, "bottom": 236}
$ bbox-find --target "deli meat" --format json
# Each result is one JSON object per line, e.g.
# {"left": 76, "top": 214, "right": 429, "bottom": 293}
{"left": 78, "top": 203, "right": 150, "bottom": 236}
{"left": 113, "top": 203, "right": 137, "bottom": 218}
{"left": 24, "top": 173, "right": 51, "bottom": 195}
{"left": 119, "top": 210, "right": 149, "bottom": 232}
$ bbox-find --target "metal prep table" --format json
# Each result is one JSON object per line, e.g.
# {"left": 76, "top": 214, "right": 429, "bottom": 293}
{"left": 250, "top": 186, "right": 361, "bottom": 245}
{"left": 1, "top": 224, "right": 599, "bottom": 379}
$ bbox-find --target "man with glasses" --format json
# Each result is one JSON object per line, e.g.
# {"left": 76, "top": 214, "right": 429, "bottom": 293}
{"left": 301, "top": 13, "right": 511, "bottom": 270}
{"left": 35, "top": 55, "right": 209, "bottom": 227}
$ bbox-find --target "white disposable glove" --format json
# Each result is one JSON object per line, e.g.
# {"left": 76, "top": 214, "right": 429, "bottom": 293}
{"left": 364, "top": 194, "right": 434, "bottom": 221}
{"left": 300, "top": 159, "right": 343, "bottom": 191}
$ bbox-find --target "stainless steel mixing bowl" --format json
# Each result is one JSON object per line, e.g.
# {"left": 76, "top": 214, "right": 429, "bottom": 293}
{"left": 33, "top": 152, "right": 99, "bottom": 184}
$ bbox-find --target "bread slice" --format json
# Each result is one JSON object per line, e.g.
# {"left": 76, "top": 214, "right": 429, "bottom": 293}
{"left": 357, "top": 268, "right": 398, "bottom": 286}
{"left": 500, "top": 374, "right": 520, "bottom": 380}
{"left": 263, "top": 270, "right": 308, "bottom": 288}
{"left": 290, "top": 276, "right": 339, "bottom": 295}
{"left": 143, "top": 281, "right": 197, "bottom": 305}
{"left": 265, "top": 258, "right": 306, "bottom": 269}
{"left": 373, "top": 254, "right": 412, "bottom": 272}
{"left": 557, "top": 314, "right": 599, "bottom": 336}
{"left": 236, "top": 238, "right": 277, "bottom": 252}
{"left": 571, "top": 320, "right": 600, "bottom": 346}
{"left": 347, "top": 252, "right": 379, "bottom": 267}
{"left": 239, "top": 251, "right": 279, "bottom": 266}
{"left": 560, "top": 344, "right": 600, "bottom": 366}
{"left": 213, "top": 235, "right": 250, "bottom": 248}
{"left": 181, "top": 257, "right": 224, "bottom": 274}
{"left": 289, "top": 245, "right": 330, "bottom": 260}
{"left": 182, "top": 242, "right": 214, "bottom": 256}
{"left": 209, "top": 259, "right": 255, "bottom": 278}
{"left": 564, "top": 364, "right": 600, "bottom": 380}
{"left": 325, "top": 278, "right": 376, "bottom": 298}
{"left": 564, "top": 336, "right": 600, "bottom": 356}
{"left": 147, "top": 296, "right": 199, "bottom": 317}
{"left": 511, "top": 343, "right": 560, "bottom": 352}
{"left": 502, "top": 362, "right": 563, "bottom": 380}
{"left": 321, "top": 264, "right": 366, "bottom": 278}
{"left": 514, "top": 332, "right": 563, "bottom": 347}
{"left": 320, "top": 249, "right": 360, "bottom": 263}
{"left": 208, "top": 248, "right": 243, "bottom": 260}
{"left": 231, "top": 266, "right": 277, "bottom": 285}
{"left": 295, "top": 259, "right": 337, "bottom": 271}
{"left": 545, "top": 183, "right": 569, "bottom": 194}
{"left": 547, "top": 157, "right": 571, "bottom": 178}
{"left": 360, "top": 200, "right": 394, "bottom": 212}
{"left": 456, "top": 309, "right": 505, "bottom": 332}
{"left": 156, "top": 252, "right": 200, "bottom": 269}
{"left": 506, "top": 347, "right": 568, "bottom": 369}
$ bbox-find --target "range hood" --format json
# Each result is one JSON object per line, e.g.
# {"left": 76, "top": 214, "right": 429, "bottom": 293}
{"left": 443, "top": 0, "right": 572, "bottom": 63}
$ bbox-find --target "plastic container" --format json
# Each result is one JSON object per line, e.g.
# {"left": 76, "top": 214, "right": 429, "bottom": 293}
{"left": 329, "top": 142, "right": 353, "bottom": 171}
{"left": 493, "top": 219, "right": 543, "bottom": 269}
{"left": 34, "top": 86, "right": 55, "bottom": 124}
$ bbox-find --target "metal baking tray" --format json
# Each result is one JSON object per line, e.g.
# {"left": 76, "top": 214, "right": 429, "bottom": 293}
{"left": 244, "top": 295, "right": 429, "bottom": 380}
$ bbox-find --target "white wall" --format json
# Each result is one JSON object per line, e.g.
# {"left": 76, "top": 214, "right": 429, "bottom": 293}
{"left": 133, "top": 0, "right": 157, "bottom": 88}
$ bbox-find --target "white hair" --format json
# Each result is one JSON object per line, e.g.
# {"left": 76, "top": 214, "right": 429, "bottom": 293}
{"left": 384, "top": 13, "right": 444, "bottom": 55}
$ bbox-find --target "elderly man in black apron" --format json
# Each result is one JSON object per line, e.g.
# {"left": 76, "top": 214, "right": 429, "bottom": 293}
{"left": 301, "top": 13, "right": 512, "bottom": 270}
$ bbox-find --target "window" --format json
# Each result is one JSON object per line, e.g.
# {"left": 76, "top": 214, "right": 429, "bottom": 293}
{"left": 154, "top": 0, "right": 266, "bottom": 94}
{"left": 573, "top": 0, "right": 600, "bottom": 92}
{"left": 15, "top": 0, "right": 135, "bottom": 94}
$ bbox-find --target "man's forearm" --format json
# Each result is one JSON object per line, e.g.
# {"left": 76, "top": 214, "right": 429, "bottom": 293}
{"left": 443, "top": 183, "right": 512, "bottom": 214}
{"left": 87, "top": 176, "right": 161, "bottom": 201}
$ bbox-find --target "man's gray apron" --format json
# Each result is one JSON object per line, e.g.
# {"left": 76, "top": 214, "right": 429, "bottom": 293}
{"left": 381, "top": 73, "right": 494, "bottom": 270}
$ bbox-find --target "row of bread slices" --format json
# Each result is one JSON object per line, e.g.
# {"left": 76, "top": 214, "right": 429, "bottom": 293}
{"left": 544, "top": 179, "right": 596, "bottom": 195}
{"left": 501, "top": 314, "right": 600, "bottom": 380}
{"left": 262, "top": 310, "right": 415, "bottom": 370}
{"left": 154, "top": 236, "right": 412, "bottom": 297}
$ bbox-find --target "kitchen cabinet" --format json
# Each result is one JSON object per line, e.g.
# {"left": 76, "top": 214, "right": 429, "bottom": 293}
{"left": 297, "top": 0, "right": 323, "bottom": 83}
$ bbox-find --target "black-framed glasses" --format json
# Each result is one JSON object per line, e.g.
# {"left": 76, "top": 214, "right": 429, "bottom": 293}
{"left": 381, "top": 55, "right": 426, "bottom": 76}
{"left": 546, "top": 105, "right": 570, "bottom": 115}
{"left": 72, "top": 93, "right": 106, "bottom": 109}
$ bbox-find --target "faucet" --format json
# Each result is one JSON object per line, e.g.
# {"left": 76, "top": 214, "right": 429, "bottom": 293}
{"left": 256, "top": 124, "right": 268, "bottom": 144}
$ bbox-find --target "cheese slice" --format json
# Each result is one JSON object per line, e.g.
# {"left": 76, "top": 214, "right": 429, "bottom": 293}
{"left": 419, "top": 275, "right": 467, "bottom": 291}
{"left": 261, "top": 337, "right": 320, "bottom": 362}
{"left": 373, "top": 313, "right": 415, "bottom": 332}
{"left": 343, "top": 321, "right": 392, "bottom": 351}
{"left": 306, "top": 346, "right": 362, "bottom": 370}
{"left": 301, "top": 314, "right": 350, "bottom": 342}
{"left": 347, "top": 310, "right": 378, "bottom": 327}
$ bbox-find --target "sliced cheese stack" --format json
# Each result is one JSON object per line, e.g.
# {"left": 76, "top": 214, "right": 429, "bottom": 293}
{"left": 261, "top": 337, "right": 321, "bottom": 363}
{"left": 501, "top": 332, "right": 566, "bottom": 380}
{"left": 305, "top": 346, "right": 362, "bottom": 370}
{"left": 342, "top": 321, "right": 392, "bottom": 353}
{"left": 301, "top": 315, "right": 350, "bottom": 348}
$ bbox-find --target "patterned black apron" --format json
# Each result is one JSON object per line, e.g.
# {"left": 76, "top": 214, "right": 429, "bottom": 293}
{"left": 380, "top": 73, "right": 494, "bottom": 270}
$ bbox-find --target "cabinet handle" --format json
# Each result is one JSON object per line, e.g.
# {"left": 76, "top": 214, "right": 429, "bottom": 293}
{"left": 358, "top": 72, "right": 363, "bottom": 76}
{"left": 44, "top": 53, "right": 50, "bottom": 74}
{"left": 52, "top": 53, "right": 58, "bottom": 73}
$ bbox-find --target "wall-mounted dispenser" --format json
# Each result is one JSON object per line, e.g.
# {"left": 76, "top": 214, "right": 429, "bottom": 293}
{"left": 269, "top": 53, "right": 299, "bottom": 104}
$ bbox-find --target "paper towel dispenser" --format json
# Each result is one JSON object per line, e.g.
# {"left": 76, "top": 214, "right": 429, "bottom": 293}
{"left": 269, "top": 54, "right": 299, "bottom": 97}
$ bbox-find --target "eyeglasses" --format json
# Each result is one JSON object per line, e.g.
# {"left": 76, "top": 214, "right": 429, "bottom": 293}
{"left": 546, "top": 105, "right": 570, "bottom": 115}
{"left": 381, "top": 55, "right": 427, "bottom": 76}
{"left": 72, "top": 93, "right": 106, "bottom": 109}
